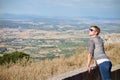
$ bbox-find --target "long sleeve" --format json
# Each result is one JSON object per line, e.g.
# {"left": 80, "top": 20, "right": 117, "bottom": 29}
{"left": 88, "top": 39, "right": 95, "bottom": 56}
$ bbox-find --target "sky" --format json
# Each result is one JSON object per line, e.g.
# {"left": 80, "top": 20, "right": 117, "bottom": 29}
{"left": 0, "top": 0, "right": 120, "bottom": 18}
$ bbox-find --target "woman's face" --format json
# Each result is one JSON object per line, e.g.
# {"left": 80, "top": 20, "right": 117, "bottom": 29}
{"left": 89, "top": 27, "right": 97, "bottom": 36}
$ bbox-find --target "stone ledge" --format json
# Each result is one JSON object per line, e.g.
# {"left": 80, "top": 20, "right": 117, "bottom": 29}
{"left": 48, "top": 64, "right": 120, "bottom": 80}
{"left": 48, "top": 67, "right": 87, "bottom": 80}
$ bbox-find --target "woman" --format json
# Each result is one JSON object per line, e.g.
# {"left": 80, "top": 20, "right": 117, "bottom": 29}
{"left": 87, "top": 26, "right": 112, "bottom": 80}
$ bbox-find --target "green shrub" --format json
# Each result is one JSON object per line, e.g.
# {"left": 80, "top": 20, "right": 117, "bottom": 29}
{"left": 0, "top": 51, "right": 30, "bottom": 65}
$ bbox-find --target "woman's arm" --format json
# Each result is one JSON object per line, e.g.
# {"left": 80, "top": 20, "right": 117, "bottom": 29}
{"left": 87, "top": 53, "right": 93, "bottom": 72}
{"left": 87, "top": 39, "right": 95, "bottom": 72}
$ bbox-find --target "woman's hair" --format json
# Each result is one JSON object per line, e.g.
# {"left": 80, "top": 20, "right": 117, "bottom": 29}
{"left": 91, "top": 26, "right": 100, "bottom": 35}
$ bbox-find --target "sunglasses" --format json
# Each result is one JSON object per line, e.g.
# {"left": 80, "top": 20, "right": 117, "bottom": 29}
{"left": 89, "top": 28, "right": 96, "bottom": 32}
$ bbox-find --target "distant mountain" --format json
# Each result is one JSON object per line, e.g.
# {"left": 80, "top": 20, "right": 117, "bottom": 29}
{"left": 1, "top": 13, "right": 120, "bottom": 21}
{"left": 0, "top": 13, "right": 120, "bottom": 33}
{"left": 0, "top": 13, "right": 36, "bottom": 20}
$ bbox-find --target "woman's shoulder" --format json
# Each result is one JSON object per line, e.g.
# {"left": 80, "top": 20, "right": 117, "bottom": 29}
{"left": 90, "top": 36, "right": 103, "bottom": 42}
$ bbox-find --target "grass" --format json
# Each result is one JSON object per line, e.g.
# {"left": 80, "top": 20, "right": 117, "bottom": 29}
{"left": 0, "top": 34, "right": 120, "bottom": 80}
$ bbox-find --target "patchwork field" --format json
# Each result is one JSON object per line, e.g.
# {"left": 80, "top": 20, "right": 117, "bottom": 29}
{"left": 0, "top": 28, "right": 89, "bottom": 60}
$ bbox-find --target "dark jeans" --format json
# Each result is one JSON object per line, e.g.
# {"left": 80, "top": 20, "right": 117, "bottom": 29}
{"left": 99, "top": 61, "right": 112, "bottom": 80}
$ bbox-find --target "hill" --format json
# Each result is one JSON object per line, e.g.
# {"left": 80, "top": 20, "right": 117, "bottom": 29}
{"left": 0, "top": 33, "right": 120, "bottom": 80}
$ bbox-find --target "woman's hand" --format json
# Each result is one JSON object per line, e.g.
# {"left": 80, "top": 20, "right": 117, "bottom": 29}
{"left": 94, "top": 60, "right": 97, "bottom": 66}
{"left": 87, "top": 66, "right": 91, "bottom": 73}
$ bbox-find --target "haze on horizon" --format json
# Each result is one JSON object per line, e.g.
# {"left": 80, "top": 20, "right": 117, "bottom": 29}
{"left": 0, "top": 0, "right": 120, "bottom": 18}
